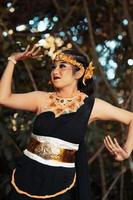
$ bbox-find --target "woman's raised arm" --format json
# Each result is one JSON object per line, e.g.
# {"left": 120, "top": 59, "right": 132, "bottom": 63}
{"left": 0, "top": 45, "right": 45, "bottom": 113}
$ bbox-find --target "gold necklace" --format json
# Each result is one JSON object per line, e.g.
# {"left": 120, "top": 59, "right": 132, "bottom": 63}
{"left": 54, "top": 91, "right": 81, "bottom": 105}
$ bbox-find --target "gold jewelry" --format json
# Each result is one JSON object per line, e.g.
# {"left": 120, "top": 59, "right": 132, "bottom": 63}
{"left": 48, "top": 80, "right": 52, "bottom": 85}
{"left": 53, "top": 52, "right": 95, "bottom": 86}
{"left": 55, "top": 91, "right": 80, "bottom": 105}
{"left": 8, "top": 57, "right": 17, "bottom": 64}
{"left": 47, "top": 91, "right": 87, "bottom": 117}
{"left": 82, "top": 61, "right": 95, "bottom": 85}
{"left": 54, "top": 52, "right": 83, "bottom": 69}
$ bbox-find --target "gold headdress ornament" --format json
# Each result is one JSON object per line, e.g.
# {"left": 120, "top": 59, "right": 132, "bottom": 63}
{"left": 53, "top": 51, "right": 83, "bottom": 69}
{"left": 54, "top": 52, "right": 95, "bottom": 86}
{"left": 82, "top": 61, "right": 95, "bottom": 85}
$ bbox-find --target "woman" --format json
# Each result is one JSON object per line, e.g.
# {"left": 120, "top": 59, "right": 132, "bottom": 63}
{"left": 0, "top": 45, "right": 133, "bottom": 200}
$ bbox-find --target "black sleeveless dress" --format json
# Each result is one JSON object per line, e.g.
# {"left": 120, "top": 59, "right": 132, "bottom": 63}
{"left": 9, "top": 94, "right": 95, "bottom": 200}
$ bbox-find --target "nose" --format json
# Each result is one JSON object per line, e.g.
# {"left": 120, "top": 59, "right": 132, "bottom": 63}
{"left": 51, "top": 65, "right": 61, "bottom": 77}
{"left": 52, "top": 65, "right": 61, "bottom": 74}
{"left": 53, "top": 65, "right": 58, "bottom": 71}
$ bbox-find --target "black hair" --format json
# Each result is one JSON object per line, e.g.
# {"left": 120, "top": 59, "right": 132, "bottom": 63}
{"left": 62, "top": 49, "right": 95, "bottom": 96}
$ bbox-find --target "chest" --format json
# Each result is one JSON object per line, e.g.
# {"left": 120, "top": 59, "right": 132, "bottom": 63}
{"left": 32, "top": 98, "right": 90, "bottom": 144}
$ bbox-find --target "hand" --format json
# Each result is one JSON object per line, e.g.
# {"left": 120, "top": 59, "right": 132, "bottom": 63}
{"left": 10, "top": 44, "right": 42, "bottom": 62}
{"left": 104, "top": 135, "right": 130, "bottom": 161}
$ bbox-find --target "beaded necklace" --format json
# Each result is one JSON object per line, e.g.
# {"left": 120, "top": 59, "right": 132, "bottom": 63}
{"left": 54, "top": 91, "right": 81, "bottom": 106}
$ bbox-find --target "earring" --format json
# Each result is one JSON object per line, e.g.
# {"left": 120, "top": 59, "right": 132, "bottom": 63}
{"left": 48, "top": 80, "right": 52, "bottom": 85}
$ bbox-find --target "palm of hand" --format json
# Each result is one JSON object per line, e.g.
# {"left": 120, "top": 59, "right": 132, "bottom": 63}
{"left": 114, "top": 149, "right": 129, "bottom": 161}
{"left": 11, "top": 44, "right": 41, "bottom": 61}
{"left": 104, "top": 135, "right": 130, "bottom": 161}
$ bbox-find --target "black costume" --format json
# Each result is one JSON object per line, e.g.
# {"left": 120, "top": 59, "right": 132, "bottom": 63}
{"left": 9, "top": 92, "right": 95, "bottom": 200}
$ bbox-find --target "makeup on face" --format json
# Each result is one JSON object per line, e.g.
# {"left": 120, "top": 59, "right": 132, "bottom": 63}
{"left": 51, "top": 61, "right": 73, "bottom": 71}
{"left": 51, "top": 61, "right": 73, "bottom": 80}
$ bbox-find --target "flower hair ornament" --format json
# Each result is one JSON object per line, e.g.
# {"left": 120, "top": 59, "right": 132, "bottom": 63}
{"left": 53, "top": 52, "right": 95, "bottom": 86}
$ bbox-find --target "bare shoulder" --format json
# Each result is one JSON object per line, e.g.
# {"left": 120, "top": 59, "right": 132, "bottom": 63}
{"left": 94, "top": 97, "right": 109, "bottom": 107}
{"left": 34, "top": 90, "right": 50, "bottom": 103}
{"left": 34, "top": 90, "right": 48, "bottom": 98}
{"left": 35, "top": 91, "right": 53, "bottom": 112}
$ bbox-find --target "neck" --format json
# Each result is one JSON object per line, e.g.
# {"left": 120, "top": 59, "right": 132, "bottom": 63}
{"left": 55, "top": 86, "right": 80, "bottom": 98}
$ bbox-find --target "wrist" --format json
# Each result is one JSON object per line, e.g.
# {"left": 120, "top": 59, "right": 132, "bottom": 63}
{"left": 123, "top": 144, "right": 132, "bottom": 155}
{"left": 8, "top": 57, "right": 17, "bottom": 65}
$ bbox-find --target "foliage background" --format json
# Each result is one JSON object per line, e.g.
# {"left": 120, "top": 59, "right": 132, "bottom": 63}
{"left": 0, "top": 0, "right": 133, "bottom": 199}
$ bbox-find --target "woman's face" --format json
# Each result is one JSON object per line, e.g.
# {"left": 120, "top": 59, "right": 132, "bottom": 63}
{"left": 50, "top": 60, "right": 78, "bottom": 89}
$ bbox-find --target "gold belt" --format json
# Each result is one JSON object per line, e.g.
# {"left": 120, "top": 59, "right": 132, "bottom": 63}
{"left": 27, "top": 137, "right": 76, "bottom": 163}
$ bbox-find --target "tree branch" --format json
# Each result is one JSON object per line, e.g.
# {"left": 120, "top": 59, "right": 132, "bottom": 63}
{"left": 102, "top": 166, "right": 127, "bottom": 200}
{"left": 83, "top": 0, "right": 119, "bottom": 105}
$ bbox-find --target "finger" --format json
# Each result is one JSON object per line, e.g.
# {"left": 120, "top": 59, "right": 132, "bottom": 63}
{"left": 114, "top": 138, "right": 126, "bottom": 152}
{"left": 104, "top": 136, "right": 115, "bottom": 150}
{"left": 25, "top": 45, "right": 30, "bottom": 52}
{"left": 114, "top": 138, "right": 130, "bottom": 159}
{"left": 104, "top": 139, "right": 115, "bottom": 155}
{"left": 104, "top": 139, "right": 110, "bottom": 150}
{"left": 106, "top": 135, "right": 118, "bottom": 150}
{"left": 25, "top": 44, "right": 39, "bottom": 57}
{"left": 114, "top": 138, "right": 127, "bottom": 155}
{"left": 30, "top": 44, "right": 39, "bottom": 54}
{"left": 32, "top": 47, "right": 41, "bottom": 56}
{"left": 113, "top": 138, "right": 122, "bottom": 149}
{"left": 38, "top": 54, "right": 44, "bottom": 58}
{"left": 104, "top": 139, "right": 119, "bottom": 158}
{"left": 104, "top": 136, "right": 119, "bottom": 155}
{"left": 104, "top": 137, "right": 112, "bottom": 150}
{"left": 21, "top": 45, "right": 31, "bottom": 58}
{"left": 32, "top": 54, "right": 44, "bottom": 59}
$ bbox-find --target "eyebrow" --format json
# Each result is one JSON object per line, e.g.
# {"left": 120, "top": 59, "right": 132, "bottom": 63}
{"left": 58, "top": 61, "right": 67, "bottom": 64}
{"left": 53, "top": 60, "right": 73, "bottom": 67}
{"left": 54, "top": 61, "right": 69, "bottom": 65}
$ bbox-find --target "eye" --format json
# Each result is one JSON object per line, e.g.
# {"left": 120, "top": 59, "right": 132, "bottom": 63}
{"left": 59, "top": 63, "right": 66, "bottom": 68}
{"left": 51, "top": 64, "right": 56, "bottom": 70}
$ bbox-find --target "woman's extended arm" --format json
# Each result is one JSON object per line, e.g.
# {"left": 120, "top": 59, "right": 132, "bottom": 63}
{"left": 89, "top": 98, "right": 133, "bottom": 161}
{"left": 0, "top": 45, "right": 45, "bottom": 112}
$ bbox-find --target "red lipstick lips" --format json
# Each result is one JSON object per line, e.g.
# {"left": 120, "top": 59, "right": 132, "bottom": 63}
{"left": 53, "top": 76, "right": 60, "bottom": 80}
